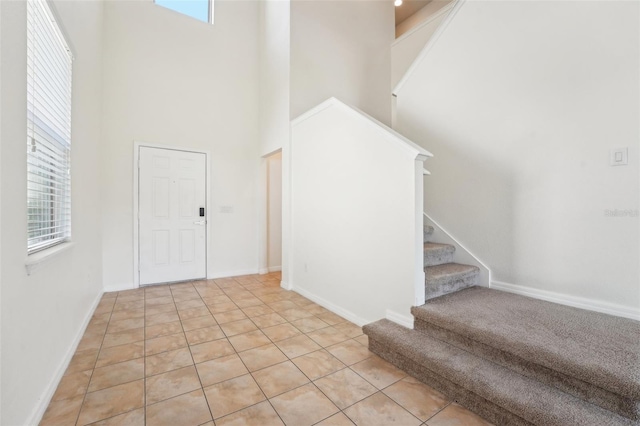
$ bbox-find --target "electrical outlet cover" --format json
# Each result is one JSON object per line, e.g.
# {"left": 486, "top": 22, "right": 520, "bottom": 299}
{"left": 610, "top": 148, "right": 628, "bottom": 166}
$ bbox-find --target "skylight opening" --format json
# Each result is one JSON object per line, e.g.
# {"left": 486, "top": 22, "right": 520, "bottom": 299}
{"left": 155, "top": 0, "right": 213, "bottom": 24}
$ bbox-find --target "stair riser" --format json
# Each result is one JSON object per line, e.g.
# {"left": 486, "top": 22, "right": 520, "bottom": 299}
{"left": 364, "top": 320, "right": 635, "bottom": 426}
{"left": 423, "top": 227, "right": 434, "bottom": 243}
{"left": 412, "top": 287, "right": 640, "bottom": 403}
{"left": 424, "top": 249, "right": 454, "bottom": 267}
{"left": 414, "top": 319, "right": 639, "bottom": 421}
{"left": 369, "top": 339, "right": 533, "bottom": 426}
{"left": 426, "top": 271, "right": 477, "bottom": 300}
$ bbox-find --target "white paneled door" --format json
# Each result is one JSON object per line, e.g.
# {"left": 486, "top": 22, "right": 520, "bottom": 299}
{"left": 139, "top": 147, "right": 207, "bottom": 285}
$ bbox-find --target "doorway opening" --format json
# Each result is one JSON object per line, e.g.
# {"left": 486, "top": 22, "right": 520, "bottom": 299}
{"left": 266, "top": 151, "right": 282, "bottom": 273}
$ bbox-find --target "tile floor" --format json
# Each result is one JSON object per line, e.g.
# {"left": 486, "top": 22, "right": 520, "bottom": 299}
{"left": 41, "top": 272, "right": 493, "bottom": 426}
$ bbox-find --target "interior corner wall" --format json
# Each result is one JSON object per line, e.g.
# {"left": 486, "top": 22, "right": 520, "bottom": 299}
{"left": 100, "top": 0, "right": 261, "bottom": 288}
{"left": 0, "top": 1, "right": 3, "bottom": 421}
{"left": 391, "top": 2, "right": 453, "bottom": 89}
{"left": 0, "top": 1, "right": 105, "bottom": 424}
{"left": 258, "top": 0, "right": 290, "bottom": 157}
{"left": 290, "top": 0, "right": 394, "bottom": 125}
{"left": 395, "top": 0, "right": 454, "bottom": 38}
{"left": 395, "top": 0, "right": 640, "bottom": 312}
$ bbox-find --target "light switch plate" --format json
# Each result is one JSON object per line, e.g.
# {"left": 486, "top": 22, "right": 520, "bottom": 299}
{"left": 610, "top": 148, "right": 628, "bottom": 166}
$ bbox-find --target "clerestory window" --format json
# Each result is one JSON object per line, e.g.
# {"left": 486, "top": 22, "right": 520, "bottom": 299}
{"left": 155, "top": 0, "right": 213, "bottom": 24}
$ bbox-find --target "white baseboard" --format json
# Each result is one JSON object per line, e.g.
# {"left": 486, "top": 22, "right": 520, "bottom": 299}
{"left": 104, "top": 283, "right": 136, "bottom": 293}
{"left": 280, "top": 280, "right": 292, "bottom": 291}
{"left": 109, "top": 269, "right": 265, "bottom": 290}
{"left": 27, "top": 291, "right": 103, "bottom": 425}
{"left": 292, "top": 286, "right": 370, "bottom": 327}
{"left": 386, "top": 309, "right": 414, "bottom": 329}
{"left": 208, "top": 268, "right": 260, "bottom": 280}
{"left": 491, "top": 280, "right": 640, "bottom": 321}
{"left": 259, "top": 266, "right": 282, "bottom": 274}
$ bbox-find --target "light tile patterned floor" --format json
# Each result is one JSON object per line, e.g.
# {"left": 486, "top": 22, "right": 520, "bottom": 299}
{"left": 41, "top": 272, "right": 493, "bottom": 426}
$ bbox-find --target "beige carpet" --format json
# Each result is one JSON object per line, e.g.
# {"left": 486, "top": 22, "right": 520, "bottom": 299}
{"left": 364, "top": 287, "right": 640, "bottom": 425}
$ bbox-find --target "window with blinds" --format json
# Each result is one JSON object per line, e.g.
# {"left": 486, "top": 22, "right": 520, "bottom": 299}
{"left": 26, "top": 0, "right": 73, "bottom": 254}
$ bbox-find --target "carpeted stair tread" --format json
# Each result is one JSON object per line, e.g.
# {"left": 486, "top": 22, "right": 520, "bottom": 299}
{"left": 425, "top": 263, "right": 479, "bottom": 300}
{"left": 364, "top": 319, "right": 636, "bottom": 426}
{"left": 413, "top": 317, "right": 638, "bottom": 419}
{"left": 424, "top": 242, "right": 455, "bottom": 266}
{"left": 425, "top": 262, "right": 479, "bottom": 278}
{"left": 411, "top": 287, "right": 640, "bottom": 402}
{"left": 424, "top": 242, "right": 455, "bottom": 253}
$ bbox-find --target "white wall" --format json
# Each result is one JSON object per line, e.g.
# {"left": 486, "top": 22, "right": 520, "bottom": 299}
{"left": 258, "top": 0, "right": 290, "bottom": 157}
{"left": 391, "top": 0, "right": 453, "bottom": 88}
{"left": 0, "top": 1, "right": 105, "bottom": 423}
{"left": 289, "top": 99, "right": 428, "bottom": 326}
{"left": 396, "top": 0, "right": 640, "bottom": 317}
{"left": 0, "top": 2, "right": 4, "bottom": 421}
{"left": 290, "top": 0, "right": 394, "bottom": 125}
{"left": 268, "top": 152, "right": 282, "bottom": 271}
{"left": 257, "top": 0, "right": 289, "bottom": 275}
{"left": 101, "top": 0, "right": 261, "bottom": 289}
{"left": 396, "top": 0, "right": 454, "bottom": 37}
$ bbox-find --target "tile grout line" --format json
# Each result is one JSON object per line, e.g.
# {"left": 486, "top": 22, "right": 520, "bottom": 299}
{"left": 143, "top": 286, "right": 147, "bottom": 425}
{"left": 50, "top": 273, "right": 476, "bottom": 426}
{"left": 241, "top": 279, "right": 352, "bottom": 426}
{"left": 203, "top": 275, "right": 304, "bottom": 424}
{"left": 293, "top": 327, "right": 409, "bottom": 425}
{"left": 73, "top": 293, "right": 116, "bottom": 426}
{"left": 79, "top": 304, "right": 143, "bottom": 425}
{"left": 71, "top": 293, "right": 146, "bottom": 425}
{"left": 144, "top": 279, "right": 325, "bottom": 423}
{"left": 169, "top": 281, "right": 216, "bottom": 424}
{"left": 49, "top": 276, "right": 323, "bottom": 425}
{"left": 220, "top": 277, "right": 288, "bottom": 425}
{"left": 380, "top": 377, "right": 453, "bottom": 424}
{"left": 266, "top": 294, "right": 362, "bottom": 425}
{"left": 422, "top": 400, "right": 454, "bottom": 424}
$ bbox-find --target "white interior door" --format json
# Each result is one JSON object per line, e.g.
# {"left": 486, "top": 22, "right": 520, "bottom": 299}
{"left": 139, "top": 146, "right": 207, "bottom": 285}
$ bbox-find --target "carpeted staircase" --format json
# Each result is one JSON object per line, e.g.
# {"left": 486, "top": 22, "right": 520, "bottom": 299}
{"left": 364, "top": 228, "right": 640, "bottom": 425}
{"left": 423, "top": 225, "right": 479, "bottom": 299}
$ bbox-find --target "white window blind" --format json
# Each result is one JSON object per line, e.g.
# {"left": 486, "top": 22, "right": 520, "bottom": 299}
{"left": 26, "top": 0, "right": 73, "bottom": 254}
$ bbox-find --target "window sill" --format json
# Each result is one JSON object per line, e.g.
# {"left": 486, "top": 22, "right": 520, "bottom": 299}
{"left": 25, "top": 242, "right": 75, "bottom": 276}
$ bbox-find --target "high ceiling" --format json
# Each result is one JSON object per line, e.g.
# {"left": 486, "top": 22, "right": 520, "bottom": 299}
{"left": 395, "top": 0, "right": 432, "bottom": 26}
